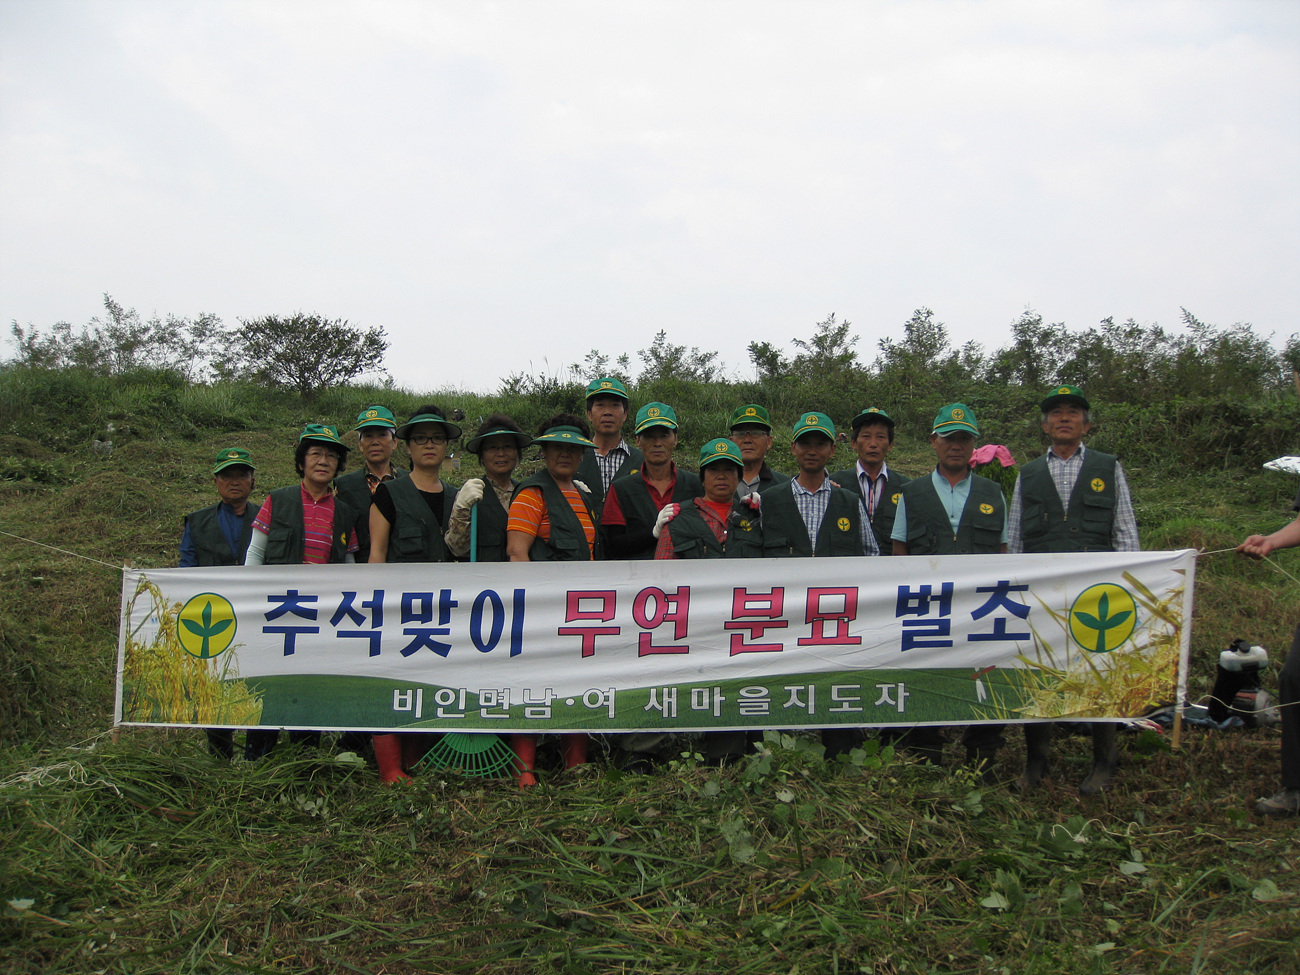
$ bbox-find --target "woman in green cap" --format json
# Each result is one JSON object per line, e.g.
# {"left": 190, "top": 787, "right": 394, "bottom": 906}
{"left": 444, "top": 413, "right": 532, "bottom": 562}
{"left": 243, "top": 424, "right": 361, "bottom": 760}
{"left": 365, "top": 404, "right": 462, "bottom": 784}
{"left": 504, "top": 413, "right": 601, "bottom": 785}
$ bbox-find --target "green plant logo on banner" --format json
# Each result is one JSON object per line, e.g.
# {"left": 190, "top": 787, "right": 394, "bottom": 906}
{"left": 176, "top": 592, "right": 237, "bottom": 659}
{"left": 1068, "top": 583, "right": 1137, "bottom": 653}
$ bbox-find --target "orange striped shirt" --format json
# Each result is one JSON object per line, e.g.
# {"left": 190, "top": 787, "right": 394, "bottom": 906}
{"left": 507, "top": 486, "right": 597, "bottom": 559}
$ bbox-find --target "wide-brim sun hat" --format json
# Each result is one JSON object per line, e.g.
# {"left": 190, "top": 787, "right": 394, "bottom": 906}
{"left": 466, "top": 426, "right": 533, "bottom": 454}
{"left": 531, "top": 425, "right": 597, "bottom": 449}
{"left": 396, "top": 411, "right": 463, "bottom": 440}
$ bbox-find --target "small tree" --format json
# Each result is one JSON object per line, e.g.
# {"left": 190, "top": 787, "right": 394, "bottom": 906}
{"left": 636, "top": 330, "right": 721, "bottom": 384}
{"left": 225, "top": 313, "right": 389, "bottom": 400}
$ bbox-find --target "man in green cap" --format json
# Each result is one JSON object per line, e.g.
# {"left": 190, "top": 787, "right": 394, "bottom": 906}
{"left": 601, "top": 402, "right": 703, "bottom": 560}
{"left": 179, "top": 446, "right": 260, "bottom": 760}
{"left": 831, "top": 407, "right": 909, "bottom": 555}
{"left": 334, "top": 405, "right": 405, "bottom": 562}
{"left": 1008, "top": 385, "right": 1138, "bottom": 795}
{"left": 728, "top": 404, "right": 790, "bottom": 499}
{"left": 889, "top": 403, "right": 1007, "bottom": 770}
{"left": 729, "top": 411, "right": 879, "bottom": 759}
{"left": 577, "top": 377, "right": 643, "bottom": 513}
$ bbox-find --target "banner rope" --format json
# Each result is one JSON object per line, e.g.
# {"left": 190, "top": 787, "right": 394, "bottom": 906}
{"left": 0, "top": 529, "right": 124, "bottom": 570}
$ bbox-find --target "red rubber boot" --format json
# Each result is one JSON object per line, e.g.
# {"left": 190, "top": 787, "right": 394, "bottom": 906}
{"left": 510, "top": 734, "right": 538, "bottom": 788}
{"left": 562, "top": 733, "right": 588, "bottom": 769}
{"left": 373, "top": 734, "right": 412, "bottom": 785}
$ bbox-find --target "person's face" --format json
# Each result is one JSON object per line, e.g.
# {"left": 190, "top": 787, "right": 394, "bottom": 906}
{"left": 358, "top": 426, "right": 397, "bottom": 469}
{"left": 478, "top": 435, "right": 520, "bottom": 478}
{"left": 930, "top": 431, "right": 975, "bottom": 476}
{"left": 302, "top": 445, "right": 341, "bottom": 488}
{"left": 702, "top": 463, "right": 740, "bottom": 503}
{"left": 852, "top": 422, "right": 893, "bottom": 468}
{"left": 406, "top": 423, "right": 449, "bottom": 470}
{"left": 587, "top": 395, "right": 628, "bottom": 438}
{"left": 791, "top": 434, "right": 835, "bottom": 476}
{"left": 542, "top": 442, "right": 584, "bottom": 479}
{"left": 729, "top": 424, "right": 772, "bottom": 464}
{"left": 214, "top": 467, "right": 254, "bottom": 504}
{"left": 636, "top": 426, "right": 678, "bottom": 465}
{"left": 1042, "top": 404, "right": 1090, "bottom": 449}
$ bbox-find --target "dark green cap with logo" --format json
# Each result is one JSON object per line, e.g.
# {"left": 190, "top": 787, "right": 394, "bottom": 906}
{"left": 850, "top": 406, "right": 895, "bottom": 430}
{"left": 699, "top": 437, "right": 745, "bottom": 469}
{"left": 932, "top": 403, "right": 978, "bottom": 437}
{"left": 352, "top": 405, "right": 397, "bottom": 431}
{"left": 792, "top": 411, "right": 835, "bottom": 441}
{"left": 212, "top": 447, "right": 255, "bottom": 475}
{"left": 635, "top": 402, "right": 679, "bottom": 434}
{"left": 729, "top": 404, "right": 773, "bottom": 431}
{"left": 531, "top": 425, "right": 597, "bottom": 448}
{"left": 298, "top": 424, "right": 350, "bottom": 453}
{"left": 585, "top": 376, "right": 630, "bottom": 402}
{"left": 1040, "top": 384, "right": 1090, "bottom": 413}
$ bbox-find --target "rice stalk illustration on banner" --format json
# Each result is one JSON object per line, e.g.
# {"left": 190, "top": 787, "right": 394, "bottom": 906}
{"left": 120, "top": 575, "right": 262, "bottom": 725}
{"left": 997, "top": 570, "right": 1184, "bottom": 720}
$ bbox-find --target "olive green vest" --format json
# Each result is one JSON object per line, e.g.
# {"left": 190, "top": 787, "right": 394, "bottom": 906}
{"left": 470, "top": 480, "right": 515, "bottom": 563}
{"left": 384, "top": 477, "right": 458, "bottom": 563}
{"left": 333, "top": 467, "right": 406, "bottom": 563}
{"left": 729, "top": 481, "right": 866, "bottom": 558}
{"left": 900, "top": 473, "right": 1004, "bottom": 555}
{"left": 607, "top": 467, "right": 705, "bottom": 560}
{"left": 668, "top": 500, "right": 729, "bottom": 560}
{"left": 184, "top": 502, "right": 257, "bottom": 566}
{"left": 830, "top": 465, "right": 910, "bottom": 556}
{"left": 577, "top": 444, "right": 643, "bottom": 515}
{"left": 1018, "top": 450, "right": 1118, "bottom": 553}
{"left": 263, "top": 486, "right": 359, "bottom": 565}
{"left": 514, "top": 470, "right": 602, "bottom": 562}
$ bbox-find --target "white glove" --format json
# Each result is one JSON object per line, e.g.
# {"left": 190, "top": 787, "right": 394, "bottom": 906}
{"left": 572, "top": 479, "right": 591, "bottom": 494}
{"left": 458, "top": 478, "right": 485, "bottom": 507}
{"left": 652, "top": 503, "right": 681, "bottom": 539}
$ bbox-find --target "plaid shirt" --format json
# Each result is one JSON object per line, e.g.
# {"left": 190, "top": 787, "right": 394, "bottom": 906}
{"left": 1006, "top": 444, "right": 1139, "bottom": 553}
{"left": 595, "top": 441, "right": 633, "bottom": 495}
{"left": 790, "top": 476, "right": 880, "bottom": 555}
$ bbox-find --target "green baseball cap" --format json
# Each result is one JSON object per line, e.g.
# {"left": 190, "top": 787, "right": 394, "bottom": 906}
{"left": 531, "top": 425, "right": 597, "bottom": 448}
{"left": 850, "top": 406, "right": 895, "bottom": 430}
{"left": 729, "top": 404, "right": 773, "bottom": 431}
{"left": 1040, "top": 384, "right": 1090, "bottom": 413}
{"left": 932, "top": 403, "right": 979, "bottom": 437}
{"left": 212, "top": 447, "right": 255, "bottom": 475}
{"left": 635, "top": 402, "right": 678, "bottom": 434}
{"left": 585, "top": 376, "right": 630, "bottom": 402}
{"left": 352, "top": 405, "right": 397, "bottom": 431}
{"left": 699, "top": 437, "right": 745, "bottom": 469}
{"left": 395, "top": 411, "right": 463, "bottom": 441}
{"left": 298, "top": 424, "right": 350, "bottom": 453}
{"left": 792, "top": 411, "right": 835, "bottom": 441}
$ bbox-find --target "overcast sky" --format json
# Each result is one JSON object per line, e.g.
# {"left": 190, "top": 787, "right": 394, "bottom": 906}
{"left": 2, "top": 0, "right": 1297, "bottom": 393}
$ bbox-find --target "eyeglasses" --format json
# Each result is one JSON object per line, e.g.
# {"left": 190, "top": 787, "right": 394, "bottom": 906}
{"left": 409, "top": 434, "right": 448, "bottom": 446}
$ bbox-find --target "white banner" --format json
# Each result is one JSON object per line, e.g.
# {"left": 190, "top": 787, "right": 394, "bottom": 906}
{"left": 116, "top": 550, "right": 1194, "bottom": 732}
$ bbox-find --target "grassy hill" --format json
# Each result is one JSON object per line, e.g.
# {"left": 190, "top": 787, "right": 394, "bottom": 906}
{"left": 1, "top": 370, "right": 1298, "bottom": 973}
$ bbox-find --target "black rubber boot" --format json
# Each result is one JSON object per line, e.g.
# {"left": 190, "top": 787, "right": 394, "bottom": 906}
{"left": 1079, "top": 724, "right": 1119, "bottom": 795}
{"left": 1015, "top": 723, "right": 1053, "bottom": 791}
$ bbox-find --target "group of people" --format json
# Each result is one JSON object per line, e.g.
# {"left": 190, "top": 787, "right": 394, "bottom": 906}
{"left": 177, "top": 377, "right": 1297, "bottom": 815}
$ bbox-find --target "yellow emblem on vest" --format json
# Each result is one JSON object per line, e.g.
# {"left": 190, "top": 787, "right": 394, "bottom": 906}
{"left": 979, "top": 503, "right": 994, "bottom": 515}
{"left": 837, "top": 517, "right": 850, "bottom": 531}
{"left": 1091, "top": 478, "right": 1105, "bottom": 492}
{"left": 738, "top": 519, "right": 752, "bottom": 531}
{"left": 891, "top": 492, "right": 901, "bottom": 505}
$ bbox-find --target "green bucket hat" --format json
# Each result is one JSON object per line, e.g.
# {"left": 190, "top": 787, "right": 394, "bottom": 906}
{"left": 729, "top": 404, "right": 773, "bottom": 431}
{"left": 932, "top": 403, "right": 979, "bottom": 437}
{"left": 465, "top": 424, "right": 532, "bottom": 455}
{"left": 298, "top": 424, "right": 350, "bottom": 453}
{"left": 395, "top": 411, "right": 463, "bottom": 441}
{"left": 635, "top": 402, "right": 678, "bottom": 434}
{"left": 531, "top": 425, "right": 597, "bottom": 449}
{"left": 585, "top": 376, "right": 630, "bottom": 402}
{"left": 699, "top": 437, "right": 745, "bottom": 469}
{"left": 352, "top": 405, "right": 397, "bottom": 432}
{"left": 212, "top": 447, "right": 255, "bottom": 475}
{"left": 850, "top": 406, "right": 895, "bottom": 431}
{"left": 1040, "top": 384, "right": 1090, "bottom": 413}
{"left": 792, "top": 411, "right": 835, "bottom": 441}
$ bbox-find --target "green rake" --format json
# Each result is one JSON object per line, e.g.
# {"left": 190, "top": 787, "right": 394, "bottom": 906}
{"left": 415, "top": 732, "right": 518, "bottom": 778}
